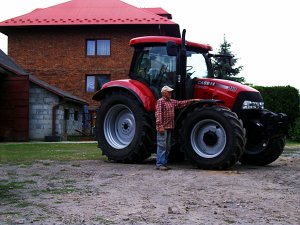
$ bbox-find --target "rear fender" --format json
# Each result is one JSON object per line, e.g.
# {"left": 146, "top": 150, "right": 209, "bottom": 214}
{"left": 175, "top": 99, "right": 224, "bottom": 128}
{"left": 92, "top": 79, "right": 156, "bottom": 111}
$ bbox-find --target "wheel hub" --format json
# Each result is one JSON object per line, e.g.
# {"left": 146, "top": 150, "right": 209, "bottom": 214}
{"left": 121, "top": 121, "right": 131, "bottom": 134}
{"left": 203, "top": 130, "right": 218, "bottom": 146}
{"left": 191, "top": 119, "right": 226, "bottom": 158}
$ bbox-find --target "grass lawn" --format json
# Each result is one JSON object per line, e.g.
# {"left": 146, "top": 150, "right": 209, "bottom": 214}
{"left": 0, "top": 142, "right": 103, "bottom": 163}
{"left": 0, "top": 140, "right": 299, "bottom": 164}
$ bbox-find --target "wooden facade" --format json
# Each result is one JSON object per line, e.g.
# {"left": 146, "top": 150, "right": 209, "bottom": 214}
{"left": 0, "top": 74, "right": 29, "bottom": 141}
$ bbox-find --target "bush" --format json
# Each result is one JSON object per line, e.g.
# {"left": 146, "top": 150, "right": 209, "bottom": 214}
{"left": 289, "top": 117, "right": 300, "bottom": 142}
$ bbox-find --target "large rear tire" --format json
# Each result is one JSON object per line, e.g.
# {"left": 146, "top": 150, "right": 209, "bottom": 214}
{"left": 96, "top": 91, "right": 154, "bottom": 162}
{"left": 239, "top": 136, "right": 286, "bottom": 166}
{"left": 180, "top": 106, "right": 245, "bottom": 169}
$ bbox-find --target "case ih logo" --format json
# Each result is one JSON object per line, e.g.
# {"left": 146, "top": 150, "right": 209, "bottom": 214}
{"left": 197, "top": 80, "right": 216, "bottom": 86}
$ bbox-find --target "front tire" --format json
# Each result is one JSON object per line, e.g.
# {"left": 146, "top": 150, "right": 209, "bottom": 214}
{"left": 96, "top": 91, "right": 154, "bottom": 162}
{"left": 180, "top": 106, "right": 245, "bottom": 169}
{"left": 239, "top": 136, "right": 286, "bottom": 166}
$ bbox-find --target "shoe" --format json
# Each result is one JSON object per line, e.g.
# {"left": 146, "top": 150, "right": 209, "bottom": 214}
{"left": 158, "top": 166, "right": 169, "bottom": 171}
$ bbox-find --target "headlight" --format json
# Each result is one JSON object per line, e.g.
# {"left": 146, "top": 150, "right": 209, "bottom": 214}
{"left": 242, "top": 100, "right": 264, "bottom": 110}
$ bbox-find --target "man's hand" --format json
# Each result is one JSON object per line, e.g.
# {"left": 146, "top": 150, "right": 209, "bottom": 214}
{"left": 193, "top": 99, "right": 201, "bottom": 102}
{"left": 158, "top": 127, "right": 165, "bottom": 135}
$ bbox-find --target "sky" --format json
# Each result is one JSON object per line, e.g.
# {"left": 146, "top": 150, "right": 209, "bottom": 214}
{"left": 0, "top": 0, "right": 299, "bottom": 91}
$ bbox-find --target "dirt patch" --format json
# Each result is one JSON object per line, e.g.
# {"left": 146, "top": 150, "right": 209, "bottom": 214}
{"left": 1, "top": 150, "right": 300, "bottom": 225}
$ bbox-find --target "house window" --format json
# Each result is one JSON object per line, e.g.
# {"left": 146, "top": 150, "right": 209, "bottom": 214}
{"left": 86, "top": 39, "right": 110, "bottom": 56}
{"left": 86, "top": 74, "right": 110, "bottom": 92}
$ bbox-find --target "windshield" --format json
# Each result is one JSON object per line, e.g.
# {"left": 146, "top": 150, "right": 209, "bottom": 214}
{"left": 132, "top": 47, "right": 209, "bottom": 82}
{"left": 186, "top": 50, "right": 209, "bottom": 79}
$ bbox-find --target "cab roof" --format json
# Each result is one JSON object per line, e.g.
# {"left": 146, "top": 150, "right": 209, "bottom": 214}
{"left": 130, "top": 36, "right": 212, "bottom": 51}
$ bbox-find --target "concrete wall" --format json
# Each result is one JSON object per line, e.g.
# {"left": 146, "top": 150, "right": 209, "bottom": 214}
{"left": 58, "top": 103, "right": 84, "bottom": 137}
{"left": 29, "top": 83, "right": 84, "bottom": 140}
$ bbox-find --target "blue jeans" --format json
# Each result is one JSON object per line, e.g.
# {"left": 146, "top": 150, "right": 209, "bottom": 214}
{"left": 156, "top": 129, "right": 172, "bottom": 168}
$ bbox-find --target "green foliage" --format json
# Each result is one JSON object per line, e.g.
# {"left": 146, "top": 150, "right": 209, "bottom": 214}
{"left": 289, "top": 117, "right": 300, "bottom": 142}
{"left": 212, "top": 35, "right": 244, "bottom": 83}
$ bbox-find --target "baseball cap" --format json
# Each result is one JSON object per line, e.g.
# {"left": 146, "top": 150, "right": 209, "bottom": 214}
{"left": 161, "top": 86, "right": 174, "bottom": 93}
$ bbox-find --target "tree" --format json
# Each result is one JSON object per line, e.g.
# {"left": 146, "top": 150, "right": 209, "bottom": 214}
{"left": 212, "top": 35, "right": 244, "bottom": 83}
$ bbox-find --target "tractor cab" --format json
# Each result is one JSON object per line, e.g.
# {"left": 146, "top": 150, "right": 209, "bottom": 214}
{"left": 129, "top": 36, "right": 212, "bottom": 100}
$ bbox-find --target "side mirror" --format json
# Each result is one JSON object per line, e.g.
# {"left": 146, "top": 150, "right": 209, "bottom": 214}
{"left": 166, "top": 41, "right": 177, "bottom": 56}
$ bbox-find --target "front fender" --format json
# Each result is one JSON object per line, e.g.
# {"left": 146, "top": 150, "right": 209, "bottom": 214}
{"left": 92, "top": 79, "right": 156, "bottom": 111}
{"left": 175, "top": 99, "right": 224, "bottom": 127}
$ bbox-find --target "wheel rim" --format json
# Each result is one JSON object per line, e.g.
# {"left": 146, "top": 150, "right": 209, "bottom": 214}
{"left": 190, "top": 119, "right": 226, "bottom": 158}
{"left": 104, "top": 104, "right": 136, "bottom": 149}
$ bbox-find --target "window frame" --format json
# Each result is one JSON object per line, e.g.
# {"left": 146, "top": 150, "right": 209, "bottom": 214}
{"left": 86, "top": 39, "right": 111, "bottom": 56}
{"left": 85, "top": 74, "right": 111, "bottom": 93}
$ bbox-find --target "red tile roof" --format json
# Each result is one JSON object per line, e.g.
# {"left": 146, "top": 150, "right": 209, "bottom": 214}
{"left": 143, "top": 8, "right": 172, "bottom": 19}
{"left": 0, "top": 0, "right": 176, "bottom": 27}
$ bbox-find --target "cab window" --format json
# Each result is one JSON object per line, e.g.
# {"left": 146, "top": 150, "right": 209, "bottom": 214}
{"left": 131, "top": 46, "right": 176, "bottom": 98}
{"left": 186, "top": 51, "right": 208, "bottom": 79}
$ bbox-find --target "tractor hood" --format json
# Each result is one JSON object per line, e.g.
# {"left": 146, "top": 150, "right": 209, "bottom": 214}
{"left": 193, "top": 78, "right": 260, "bottom": 110}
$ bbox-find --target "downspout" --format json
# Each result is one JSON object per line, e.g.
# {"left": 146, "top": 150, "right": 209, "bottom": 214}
{"left": 52, "top": 100, "right": 66, "bottom": 136}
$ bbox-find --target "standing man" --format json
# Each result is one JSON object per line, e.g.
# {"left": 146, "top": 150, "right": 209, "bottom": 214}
{"left": 155, "top": 85, "right": 199, "bottom": 170}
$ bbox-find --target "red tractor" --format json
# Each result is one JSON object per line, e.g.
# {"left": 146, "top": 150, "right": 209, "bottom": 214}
{"left": 92, "top": 30, "right": 288, "bottom": 169}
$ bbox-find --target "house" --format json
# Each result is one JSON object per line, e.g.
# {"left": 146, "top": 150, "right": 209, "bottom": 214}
{"left": 0, "top": 49, "right": 88, "bottom": 141}
{"left": 0, "top": 0, "right": 180, "bottom": 116}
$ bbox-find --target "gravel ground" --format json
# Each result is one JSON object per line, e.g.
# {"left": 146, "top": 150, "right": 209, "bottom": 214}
{"left": 0, "top": 147, "right": 300, "bottom": 225}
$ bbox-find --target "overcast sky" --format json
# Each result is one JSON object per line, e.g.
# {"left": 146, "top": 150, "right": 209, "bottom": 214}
{"left": 0, "top": 0, "right": 299, "bottom": 91}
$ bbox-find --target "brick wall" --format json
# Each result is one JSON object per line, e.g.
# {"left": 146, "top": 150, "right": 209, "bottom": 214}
{"left": 7, "top": 25, "right": 166, "bottom": 108}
